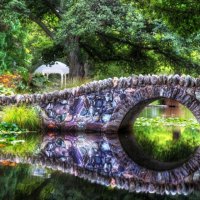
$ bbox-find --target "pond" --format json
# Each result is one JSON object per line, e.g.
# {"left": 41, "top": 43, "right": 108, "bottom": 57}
{"left": 1, "top": 99, "right": 200, "bottom": 199}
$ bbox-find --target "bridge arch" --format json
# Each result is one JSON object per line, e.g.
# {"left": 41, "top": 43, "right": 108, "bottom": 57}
{"left": 116, "top": 85, "right": 200, "bottom": 131}
{"left": 107, "top": 85, "right": 200, "bottom": 171}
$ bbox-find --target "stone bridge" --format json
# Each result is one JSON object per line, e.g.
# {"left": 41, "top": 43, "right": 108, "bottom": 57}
{"left": 1, "top": 74, "right": 200, "bottom": 195}
{"left": 1, "top": 74, "right": 200, "bottom": 132}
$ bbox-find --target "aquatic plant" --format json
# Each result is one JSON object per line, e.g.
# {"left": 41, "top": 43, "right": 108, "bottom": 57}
{"left": 0, "top": 121, "right": 24, "bottom": 132}
{"left": 0, "top": 122, "right": 28, "bottom": 146}
{"left": 2, "top": 105, "right": 41, "bottom": 130}
{"left": 134, "top": 117, "right": 200, "bottom": 129}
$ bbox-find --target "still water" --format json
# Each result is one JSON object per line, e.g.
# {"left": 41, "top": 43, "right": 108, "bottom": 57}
{"left": 1, "top": 99, "right": 200, "bottom": 199}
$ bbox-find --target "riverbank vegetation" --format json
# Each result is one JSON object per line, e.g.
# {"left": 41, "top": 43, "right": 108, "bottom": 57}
{"left": 0, "top": 133, "right": 41, "bottom": 156}
{"left": 0, "top": 106, "right": 41, "bottom": 156}
{"left": 2, "top": 106, "right": 41, "bottom": 130}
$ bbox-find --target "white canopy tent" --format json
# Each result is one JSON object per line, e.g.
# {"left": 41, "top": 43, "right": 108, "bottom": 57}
{"left": 34, "top": 61, "right": 70, "bottom": 87}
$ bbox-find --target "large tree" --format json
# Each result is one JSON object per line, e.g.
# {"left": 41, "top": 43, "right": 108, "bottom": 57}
{"left": 59, "top": 0, "right": 200, "bottom": 75}
{"left": 0, "top": 0, "right": 199, "bottom": 76}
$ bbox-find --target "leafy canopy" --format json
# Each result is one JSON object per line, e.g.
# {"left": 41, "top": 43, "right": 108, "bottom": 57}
{"left": 0, "top": 0, "right": 199, "bottom": 75}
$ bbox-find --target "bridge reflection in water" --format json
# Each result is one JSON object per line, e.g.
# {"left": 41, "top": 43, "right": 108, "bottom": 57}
{"left": 1, "top": 130, "right": 200, "bottom": 196}
{"left": 40, "top": 100, "right": 200, "bottom": 196}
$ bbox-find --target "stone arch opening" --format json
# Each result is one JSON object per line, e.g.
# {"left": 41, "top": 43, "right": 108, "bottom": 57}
{"left": 118, "top": 86, "right": 200, "bottom": 171}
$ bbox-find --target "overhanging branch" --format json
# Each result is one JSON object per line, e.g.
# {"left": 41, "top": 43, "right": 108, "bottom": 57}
{"left": 42, "top": 0, "right": 62, "bottom": 19}
{"left": 29, "top": 15, "right": 55, "bottom": 39}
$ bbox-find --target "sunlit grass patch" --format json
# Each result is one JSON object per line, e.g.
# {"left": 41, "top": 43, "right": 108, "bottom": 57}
{"left": 2, "top": 105, "right": 41, "bottom": 130}
{"left": 62, "top": 77, "right": 92, "bottom": 89}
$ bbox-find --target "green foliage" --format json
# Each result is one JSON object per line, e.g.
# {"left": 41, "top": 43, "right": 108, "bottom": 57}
{"left": 136, "top": 0, "right": 200, "bottom": 37}
{"left": 14, "top": 69, "right": 49, "bottom": 93}
{"left": 59, "top": 0, "right": 200, "bottom": 75}
{"left": 0, "top": 122, "right": 27, "bottom": 145}
{"left": 0, "top": 122, "right": 24, "bottom": 132}
{"left": 25, "top": 22, "right": 54, "bottom": 68}
{"left": 93, "top": 63, "right": 131, "bottom": 80}
{"left": 38, "top": 77, "right": 92, "bottom": 93}
{"left": 0, "top": 84, "right": 14, "bottom": 95}
{"left": 134, "top": 117, "right": 200, "bottom": 162}
{"left": 0, "top": 10, "right": 31, "bottom": 73}
{"left": 39, "top": 183, "right": 56, "bottom": 200}
{"left": 63, "top": 77, "right": 92, "bottom": 89}
{"left": 14, "top": 67, "right": 30, "bottom": 92}
{"left": 17, "top": 177, "right": 45, "bottom": 196}
{"left": 30, "top": 74, "right": 49, "bottom": 90}
{"left": 1, "top": 0, "right": 199, "bottom": 78}
{"left": 2, "top": 105, "right": 41, "bottom": 130}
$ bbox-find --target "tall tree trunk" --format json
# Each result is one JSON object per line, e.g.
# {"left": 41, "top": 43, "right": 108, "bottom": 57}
{"left": 84, "top": 62, "right": 90, "bottom": 77}
{"left": 68, "top": 37, "right": 85, "bottom": 78}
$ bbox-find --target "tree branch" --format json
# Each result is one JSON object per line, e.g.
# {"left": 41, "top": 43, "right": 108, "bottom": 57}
{"left": 42, "top": 0, "right": 62, "bottom": 19}
{"left": 1, "top": 2, "right": 55, "bottom": 39}
{"left": 29, "top": 15, "right": 55, "bottom": 39}
{"left": 80, "top": 41, "right": 134, "bottom": 63}
{"left": 154, "top": 5, "right": 200, "bottom": 15}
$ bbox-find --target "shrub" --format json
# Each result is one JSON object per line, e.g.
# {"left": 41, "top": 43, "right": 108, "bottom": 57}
{"left": 14, "top": 68, "right": 49, "bottom": 93}
{"left": 0, "top": 84, "right": 14, "bottom": 95}
{"left": 0, "top": 74, "right": 20, "bottom": 88}
{"left": 2, "top": 105, "right": 41, "bottom": 130}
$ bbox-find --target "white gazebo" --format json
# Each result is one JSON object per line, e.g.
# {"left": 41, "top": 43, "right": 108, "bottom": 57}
{"left": 34, "top": 61, "right": 70, "bottom": 87}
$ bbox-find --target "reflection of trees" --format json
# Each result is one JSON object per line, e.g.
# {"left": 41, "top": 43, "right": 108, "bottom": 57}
{"left": 164, "top": 99, "right": 181, "bottom": 140}
{"left": 164, "top": 99, "right": 182, "bottom": 118}
{"left": 0, "top": 163, "right": 200, "bottom": 200}
{"left": 0, "top": 166, "right": 17, "bottom": 200}
{"left": 0, "top": 164, "right": 47, "bottom": 200}
{"left": 0, "top": 164, "right": 32, "bottom": 200}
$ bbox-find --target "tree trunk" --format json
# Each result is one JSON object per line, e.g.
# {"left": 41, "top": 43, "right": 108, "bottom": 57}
{"left": 84, "top": 62, "right": 90, "bottom": 77}
{"left": 68, "top": 37, "right": 85, "bottom": 78}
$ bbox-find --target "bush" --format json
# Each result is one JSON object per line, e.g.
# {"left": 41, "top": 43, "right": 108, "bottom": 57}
{"left": 2, "top": 105, "right": 41, "bottom": 130}
{"left": 0, "top": 84, "right": 14, "bottom": 95}
{"left": 14, "top": 67, "right": 49, "bottom": 93}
